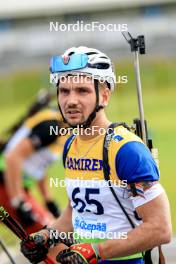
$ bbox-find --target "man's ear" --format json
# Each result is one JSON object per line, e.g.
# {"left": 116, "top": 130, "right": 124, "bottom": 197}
{"left": 100, "top": 86, "right": 111, "bottom": 107}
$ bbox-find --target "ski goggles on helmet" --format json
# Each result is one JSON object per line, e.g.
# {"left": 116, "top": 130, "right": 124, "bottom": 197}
{"left": 50, "top": 54, "right": 88, "bottom": 73}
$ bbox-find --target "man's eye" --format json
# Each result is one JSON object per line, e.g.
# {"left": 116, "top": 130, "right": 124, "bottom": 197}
{"left": 60, "top": 88, "right": 69, "bottom": 94}
{"left": 78, "top": 88, "right": 89, "bottom": 93}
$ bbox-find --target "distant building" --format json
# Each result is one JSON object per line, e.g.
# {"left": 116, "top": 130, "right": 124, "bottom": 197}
{"left": 0, "top": 0, "right": 176, "bottom": 71}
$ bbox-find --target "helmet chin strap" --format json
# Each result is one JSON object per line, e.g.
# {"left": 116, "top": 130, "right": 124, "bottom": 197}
{"left": 79, "top": 80, "right": 104, "bottom": 129}
{"left": 57, "top": 79, "right": 103, "bottom": 129}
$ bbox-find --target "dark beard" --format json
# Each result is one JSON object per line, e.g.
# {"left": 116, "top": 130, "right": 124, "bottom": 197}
{"left": 64, "top": 119, "right": 85, "bottom": 129}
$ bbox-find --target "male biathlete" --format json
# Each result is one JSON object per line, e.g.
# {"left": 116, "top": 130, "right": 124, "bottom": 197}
{"left": 0, "top": 107, "right": 66, "bottom": 233}
{"left": 20, "top": 47, "right": 172, "bottom": 264}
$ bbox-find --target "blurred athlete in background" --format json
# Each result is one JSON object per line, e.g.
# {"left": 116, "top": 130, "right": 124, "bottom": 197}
{"left": 0, "top": 89, "right": 66, "bottom": 233}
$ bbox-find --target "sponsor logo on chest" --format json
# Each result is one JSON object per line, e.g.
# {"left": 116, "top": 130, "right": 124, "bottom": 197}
{"left": 66, "top": 157, "right": 103, "bottom": 171}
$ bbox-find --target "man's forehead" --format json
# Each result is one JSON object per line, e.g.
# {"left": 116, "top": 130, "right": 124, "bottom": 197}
{"left": 59, "top": 74, "right": 94, "bottom": 87}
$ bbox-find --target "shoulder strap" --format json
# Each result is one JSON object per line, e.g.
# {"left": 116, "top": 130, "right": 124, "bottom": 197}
{"left": 102, "top": 122, "right": 136, "bottom": 228}
{"left": 63, "top": 134, "right": 76, "bottom": 168}
{"left": 103, "top": 122, "right": 163, "bottom": 263}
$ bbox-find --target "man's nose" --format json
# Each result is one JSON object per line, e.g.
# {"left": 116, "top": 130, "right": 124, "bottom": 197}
{"left": 67, "top": 90, "right": 78, "bottom": 106}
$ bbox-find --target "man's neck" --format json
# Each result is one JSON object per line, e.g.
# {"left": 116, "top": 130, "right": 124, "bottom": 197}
{"left": 78, "top": 114, "right": 111, "bottom": 141}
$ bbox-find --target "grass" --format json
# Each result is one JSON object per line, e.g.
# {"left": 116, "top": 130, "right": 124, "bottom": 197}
{"left": 0, "top": 58, "right": 175, "bottom": 234}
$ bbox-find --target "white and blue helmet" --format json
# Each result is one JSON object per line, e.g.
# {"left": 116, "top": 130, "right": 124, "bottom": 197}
{"left": 50, "top": 46, "right": 116, "bottom": 91}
